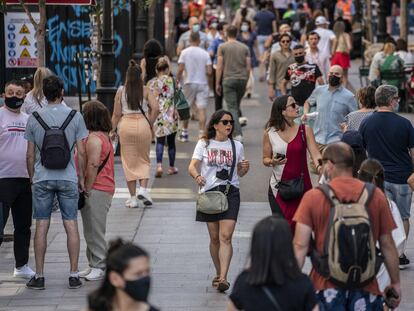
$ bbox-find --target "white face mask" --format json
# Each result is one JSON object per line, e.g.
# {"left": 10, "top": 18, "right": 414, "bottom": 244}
{"left": 241, "top": 25, "right": 249, "bottom": 32}
{"left": 192, "top": 24, "right": 200, "bottom": 33}
{"left": 211, "top": 22, "right": 218, "bottom": 29}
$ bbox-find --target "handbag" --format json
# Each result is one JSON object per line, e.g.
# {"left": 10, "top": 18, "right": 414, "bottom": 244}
{"left": 172, "top": 78, "right": 190, "bottom": 121}
{"left": 262, "top": 286, "right": 283, "bottom": 311}
{"left": 196, "top": 139, "right": 236, "bottom": 214}
{"left": 274, "top": 124, "right": 306, "bottom": 201}
{"left": 78, "top": 150, "right": 111, "bottom": 210}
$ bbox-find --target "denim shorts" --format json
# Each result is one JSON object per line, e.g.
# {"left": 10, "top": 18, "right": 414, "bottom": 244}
{"left": 384, "top": 181, "right": 412, "bottom": 220}
{"left": 317, "top": 288, "right": 383, "bottom": 310}
{"left": 32, "top": 180, "right": 79, "bottom": 221}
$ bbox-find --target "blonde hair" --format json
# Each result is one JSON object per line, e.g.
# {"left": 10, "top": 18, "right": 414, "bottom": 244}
{"left": 384, "top": 42, "right": 396, "bottom": 55}
{"left": 155, "top": 56, "right": 170, "bottom": 74}
{"left": 32, "top": 67, "right": 53, "bottom": 104}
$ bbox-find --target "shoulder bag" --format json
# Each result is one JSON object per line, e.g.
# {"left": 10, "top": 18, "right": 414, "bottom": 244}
{"left": 172, "top": 78, "right": 190, "bottom": 121}
{"left": 262, "top": 286, "right": 283, "bottom": 311}
{"left": 78, "top": 150, "right": 111, "bottom": 210}
{"left": 273, "top": 124, "right": 305, "bottom": 201}
{"left": 196, "top": 139, "right": 236, "bottom": 214}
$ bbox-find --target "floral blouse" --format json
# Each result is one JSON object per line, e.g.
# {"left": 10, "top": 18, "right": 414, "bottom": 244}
{"left": 147, "top": 75, "right": 178, "bottom": 137}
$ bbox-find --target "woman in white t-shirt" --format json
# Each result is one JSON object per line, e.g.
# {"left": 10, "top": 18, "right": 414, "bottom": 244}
{"left": 21, "top": 67, "right": 53, "bottom": 115}
{"left": 188, "top": 110, "right": 250, "bottom": 293}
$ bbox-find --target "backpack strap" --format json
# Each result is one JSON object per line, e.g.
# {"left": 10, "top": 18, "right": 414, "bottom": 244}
{"left": 32, "top": 111, "right": 50, "bottom": 130}
{"left": 358, "top": 182, "right": 376, "bottom": 206}
{"left": 60, "top": 109, "right": 77, "bottom": 130}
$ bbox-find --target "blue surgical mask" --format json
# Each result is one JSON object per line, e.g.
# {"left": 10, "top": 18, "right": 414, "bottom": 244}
{"left": 241, "top": 25, "right": 249, "bottom": 32}
{"left": 394, "top": 102, "right": 400, "bottom": 112}
{"left": 211, "top": 22, "right": 218, "bottom": 29}
{"left": 192, "top": 24, "right": 200, "bottom": 33}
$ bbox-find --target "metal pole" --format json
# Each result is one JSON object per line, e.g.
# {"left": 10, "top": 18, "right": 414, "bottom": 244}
{"left": 96, "top": 0, "right": 117, "bottom": 114}
{"left": 133, "top": 1, "right": 148, "bottom": 61}
{"left": 400, "top": 0, "right": 408, "bottom": 42}
{"left": 377, "top": 0, "right": 388, "bottom": 42}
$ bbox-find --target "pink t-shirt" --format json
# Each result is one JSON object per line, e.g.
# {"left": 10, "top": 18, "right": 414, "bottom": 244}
{"left": 0, "top": 107, "right": 29, "bottom": 178}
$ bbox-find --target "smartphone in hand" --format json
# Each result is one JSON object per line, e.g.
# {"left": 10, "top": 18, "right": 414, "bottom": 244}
{"left": 275, "top": 153, "right": 286, "bottom": 160}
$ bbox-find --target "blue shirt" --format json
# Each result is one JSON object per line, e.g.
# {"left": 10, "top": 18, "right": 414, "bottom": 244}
{"left": 253, "top": 9, "right": 275, "bottom": 36}
{"left": 208, "top": 36, "right": 225, "bottom": 66}
{"left": 359, "top": 111, "right": 414, "bottom": 184}
{"left": 308, "top": 85, "right": 357, "bottom": 144}
{"left": 24, "top": 103, "right": 88, "bottom": 184}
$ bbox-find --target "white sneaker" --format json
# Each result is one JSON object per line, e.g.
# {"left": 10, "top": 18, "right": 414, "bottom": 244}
{"left": 84, "top": 268, "right": 104, "bottom": 281}
{"left": 137, "top": 189, "right": 153, "bottom": 206}
{"left": 13, "top": 264, "right": 35, "bottom": 279}
{"left": 125, "top": 196, "right": 138, "bottom": 208}
{"left": 79, "top": 267, "right": 92, "bottom": 278}
{"left": 234, "top": 135, "right": 243, "bottom": 143}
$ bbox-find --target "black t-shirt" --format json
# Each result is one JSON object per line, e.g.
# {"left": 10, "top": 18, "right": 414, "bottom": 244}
{"left": 174, "top": 16, "right": 189, "bottom": 42}
{"left": 285, "top": 62, "right": 322, "bottom": 106}
{"left": 229, "top": 271, "right": 317, "bottom": 311}
{"left": 359, "top": 111, "right": 414, "bottom": 184}
{"left": 254, "top": 9, "right": 276, "bottom": 36}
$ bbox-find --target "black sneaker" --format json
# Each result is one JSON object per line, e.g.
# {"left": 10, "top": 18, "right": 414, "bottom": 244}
{"left": 399, "top": 254, "right": 410, "bottom": 269}
{"left": 68, "top": 276, "right": 82, "bottom": 289}
{"left": 26, "top": 276, "right": 45, "bottom": 290}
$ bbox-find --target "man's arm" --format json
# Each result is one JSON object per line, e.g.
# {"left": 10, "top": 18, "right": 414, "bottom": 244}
{"left": 246, "top": 56, "right": 251, "bottom": 73}
{"left": 76, "top": 139, "right": 86, "bottom": 193}
{"left": 216, "top": 55, "right": 224, "bottom": 96}
{"left": 316, "top": 76, "right": 324, "bottom": 85}
{"left": 280, "top": 79, "right": 289, "bottom": 95}
{"left": 26, "top": 141, "right": 35, "bottom": 182}
{"left": 176, "top": 63, "right": 185, "bottom": 83}
{"left": 293, "top": 222, "right": 312, "bottom": 269}
{"left": 206, "top": 64, "right": 212, "bottom": 76}
{"left": 408, "top": 147, "right": 414, "bottom": 190}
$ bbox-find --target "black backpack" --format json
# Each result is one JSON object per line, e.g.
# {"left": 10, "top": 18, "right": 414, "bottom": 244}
{"left": 33, "top": 109, "right": 77, "bottom": 170}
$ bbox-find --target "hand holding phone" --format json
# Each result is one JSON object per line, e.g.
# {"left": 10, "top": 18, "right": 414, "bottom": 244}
{"left": 275, "top": 153, "right": 286, "bottom": 160}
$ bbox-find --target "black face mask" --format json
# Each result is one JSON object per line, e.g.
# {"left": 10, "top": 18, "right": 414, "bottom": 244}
{"left": 5, "top": 96, "right": 24, "bottom": 109}
{"left": 124, "top": 276, "right": 151, "bottom": 302}
{"left": 328, "top": 75, "right": 341, "bottom": 87}
{"left": 294, "top": 55, "right": 305, "bottom": 63}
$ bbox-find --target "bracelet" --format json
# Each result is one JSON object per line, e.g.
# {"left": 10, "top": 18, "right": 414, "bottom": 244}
{"left": 194, "top": 174, "right": 201, "bottom": 180}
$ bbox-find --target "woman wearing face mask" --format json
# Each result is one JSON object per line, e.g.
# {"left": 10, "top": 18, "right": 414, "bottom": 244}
{"left": 263, "top": 95, "right": 322, "bottom": 232}
{"left": 206, "top": 18, "right": 220, "bottom": 46}
{"left": 87, "top": 239, "right": 159, "bottom": 311}
{"left": 237, "top": 20, "right": 259, "bottom": 98}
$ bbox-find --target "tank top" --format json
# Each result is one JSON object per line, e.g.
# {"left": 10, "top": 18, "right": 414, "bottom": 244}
{"left": 87, "top": 132, "right": 115, "bottom": 194}
{"left": 119, "top": 85, "right": 148, "bottom": 115}
{"left": 336, "top": 34, "right": 348, "bottom": 53}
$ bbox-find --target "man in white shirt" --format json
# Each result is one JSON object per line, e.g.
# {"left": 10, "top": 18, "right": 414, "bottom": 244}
{"left": 305, "top": 31, "right": 329, "bottom": 82}
{"left": 177, "top": 32, "right": 212, "bottom": 142}
{"left": 314, "top": 16, "right": 336, "bottom": 58}
{"left": 0, "top": 80, "right": 35, "bottom": 279}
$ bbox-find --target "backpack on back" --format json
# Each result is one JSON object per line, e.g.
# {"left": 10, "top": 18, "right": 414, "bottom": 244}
{"left": 33, "top": 109, "right": 77, "bottom": 170}
{"left": 311, "top": 183, "right": 382, "bottom": 289}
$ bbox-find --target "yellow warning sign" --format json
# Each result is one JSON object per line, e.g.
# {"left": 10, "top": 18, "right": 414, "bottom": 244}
{"left": 20, "top": 36, "right": 30, "bottom": 46}
{"left": 20, "top": 48, "right": 31, "bottom": 58}
{"left": 19, "top": 24, "right": 30, "bottom": 34}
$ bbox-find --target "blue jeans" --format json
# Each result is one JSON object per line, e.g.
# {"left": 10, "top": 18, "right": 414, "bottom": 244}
{"left": 32, "top": 180, "right": 79, "bottom": 221}
{"left": 384, "top": 181, "right": 412, "bottom": 220}
{"left": 317, "top": 289, "right": 383, "bottom": 310}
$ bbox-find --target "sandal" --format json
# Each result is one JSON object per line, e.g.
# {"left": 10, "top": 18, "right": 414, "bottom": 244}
{"left": 217, "top": 279, "right": 230, "bottom": 292}
{"left": 167, "top": 167, "right": 178, "bottom": 175}
{"left": 155, "top": 167, "right": 163, "bottom": 178}
{"left": 212, "top": 276, "right": 220, "bottom": 287}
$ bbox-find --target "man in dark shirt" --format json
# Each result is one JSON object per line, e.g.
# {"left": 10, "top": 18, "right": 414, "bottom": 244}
{"left": 281, "top": 44, "right": 324, "bottom": 116}
{"left": 360, "top": 84, "right": 414, "bottom": 268}
{"left": 174, "top": 5, "right": 190, "bottom": 43}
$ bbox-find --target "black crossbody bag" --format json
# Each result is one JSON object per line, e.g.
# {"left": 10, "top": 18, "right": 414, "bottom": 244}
{"left": 273, "top": 124, "right": 306, "bottom": 201}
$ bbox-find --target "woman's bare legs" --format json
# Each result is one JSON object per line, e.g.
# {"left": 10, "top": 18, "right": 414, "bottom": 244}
{"left": 206, "top": 222, "right": 221, "bottom": 278}
{"left": 218, "top": 219, "right": 236, "bottom": 281}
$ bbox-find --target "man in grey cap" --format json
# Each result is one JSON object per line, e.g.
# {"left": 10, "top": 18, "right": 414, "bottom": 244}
{"left": 314, "top": 16, "right": 336, "bottom": 58}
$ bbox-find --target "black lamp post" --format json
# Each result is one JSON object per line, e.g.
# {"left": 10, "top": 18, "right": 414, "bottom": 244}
{"left": 133, "top": 1, "right": 148, "bottom": 61}
{"left": 377, "top": 0, "right": 388, "bottom": 43}
{"left": 96, "top": 0, "right": 117, "bottom": 114}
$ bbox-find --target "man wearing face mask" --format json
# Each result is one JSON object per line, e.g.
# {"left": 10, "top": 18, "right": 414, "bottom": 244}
{"left": 0, "top": 80, "right": 35, "bottom": 280}
{"left": 302, "top": 65, "right": 356, "bottom": 170}
{"left": 281, "top": 44, "right": 324, "bottom": 117}
{"left": 176, "top": 16, "right": 208, "bottom": 56}
{"left": 359, "top": 85, "right": 414, "bottom": 269}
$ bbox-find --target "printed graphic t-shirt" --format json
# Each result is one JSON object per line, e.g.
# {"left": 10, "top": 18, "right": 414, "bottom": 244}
{"left": 192, "top": 138, "right": 244, "bottom": 192}
{"left": 285, "top": 62, "right": 322, "bottom": 106}
{"left": 0, "top": 107, "right": 29, "bottom": 178}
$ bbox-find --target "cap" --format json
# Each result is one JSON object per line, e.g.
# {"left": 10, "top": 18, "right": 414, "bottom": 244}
{"left": 315, "top": 16, "right": 329, "bottom": 26}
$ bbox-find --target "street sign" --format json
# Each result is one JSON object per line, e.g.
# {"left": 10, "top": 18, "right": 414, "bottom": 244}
{"left": 5, "top": 0, "right": 95, "bottom": 4}
{"left": 4, "top": 12, "right": 40, "bottom": 68}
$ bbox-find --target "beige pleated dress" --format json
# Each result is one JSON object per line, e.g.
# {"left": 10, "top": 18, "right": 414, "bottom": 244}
{"left": 117, "top": 86, "right": 152, "bottom": 181}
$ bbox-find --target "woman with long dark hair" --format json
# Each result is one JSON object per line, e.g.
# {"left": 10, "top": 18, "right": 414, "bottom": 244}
{"left": 227, "top": 216, "right": 318, "bottom": 311}
{"left": 111, "top": 60, "right": 159, "bottom": 208}
{"left": 141, "top": 39, "right": 164, "bottom": 85}
{"left": 188, "top": 110, "right": 250, "bottom": 292}
{"left": 262, "top": 95, "right": 321, "bottom": 231}
{"left": 87, "top": 239, "right": 159, "bottom": 311}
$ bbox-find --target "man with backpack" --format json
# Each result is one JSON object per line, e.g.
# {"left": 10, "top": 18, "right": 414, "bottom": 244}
{"left": 293, "top": 142, "right": 401, "bottom": 309}
{"left": 24, "top": 75, "right": 88, "bottom": 290}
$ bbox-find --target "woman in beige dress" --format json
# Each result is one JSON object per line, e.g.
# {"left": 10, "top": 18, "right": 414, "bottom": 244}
{"left": 111, "top": 60, "right": 159, "bottom": 208}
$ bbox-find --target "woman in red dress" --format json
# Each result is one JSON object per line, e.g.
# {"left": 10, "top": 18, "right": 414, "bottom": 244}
{"left": 262, "top": 95, "right": 322, "bottom": 231}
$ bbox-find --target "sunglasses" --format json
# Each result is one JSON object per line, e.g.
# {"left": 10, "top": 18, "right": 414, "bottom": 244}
{"left": 286, "top": 102, "right": 297, "bottom": 109}
{"left": 219, "top": 120, "right": 234, "bottom": 126}
{"left": 281, "top": 40, "right": 291, "bottom": 43}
